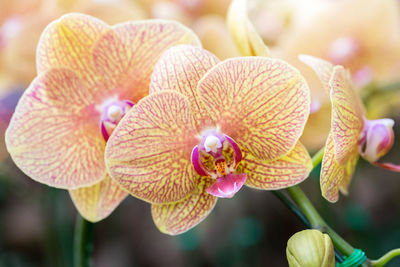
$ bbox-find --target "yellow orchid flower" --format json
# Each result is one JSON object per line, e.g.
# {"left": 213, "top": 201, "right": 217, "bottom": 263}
{"left": 5, "top": 13, "right": 200, "bottom": 222}
{"left": 105, "top": 45, "right": 312, "bottom": 235}
{"left": 300, "top": 55, "right": 400, "bottom": 203}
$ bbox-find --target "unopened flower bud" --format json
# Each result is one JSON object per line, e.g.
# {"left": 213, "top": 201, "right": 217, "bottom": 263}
{"left": 359, "top": 118, "right": 395, "bottom": 163}
{"left": 286, "top": 229, "right": 335, "bottom": 267}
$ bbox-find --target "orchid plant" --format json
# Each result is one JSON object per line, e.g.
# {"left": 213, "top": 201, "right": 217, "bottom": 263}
{"left": 3, "top": 0, "right": 400, "bottom": 266}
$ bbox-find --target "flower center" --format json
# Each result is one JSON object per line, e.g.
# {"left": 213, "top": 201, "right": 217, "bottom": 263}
{"left": 99, "top": 99, "right": 134, "bottom": 141}
{"left": 191, "top": 130, "right": 242, "bottom": 179}
{"left": 191, "top": 130, "right": 247, "bottom": 198}
{"left": 328, "top": 36, "right": 360, "bottom": 65}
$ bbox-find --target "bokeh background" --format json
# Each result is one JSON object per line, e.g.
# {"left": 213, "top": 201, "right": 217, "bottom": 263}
{"left": 1, "top": 0, "right": 400, "bottom": 266}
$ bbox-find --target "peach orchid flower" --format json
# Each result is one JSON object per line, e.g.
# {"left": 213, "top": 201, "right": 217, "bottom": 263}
{"left": 300, "top": 55, "right": 400, "bottom": 203}
{"left": 105, "top": 44, "right": 312, "bottom": 235}
{"left": 5, "top": 13, "right": 200, "bottom": 222}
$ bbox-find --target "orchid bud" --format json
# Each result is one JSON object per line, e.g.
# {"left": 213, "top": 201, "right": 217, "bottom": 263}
{"left": 286, "top": 230, "right": 335, "bottom": 267}
{"left": 359, "top": 118, "right": 395, "bottom": 163}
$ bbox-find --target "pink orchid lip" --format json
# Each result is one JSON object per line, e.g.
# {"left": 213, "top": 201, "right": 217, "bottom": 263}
{"left": 359, "top": 118, "right": 394, "bottom": 163}
{"left": 359, "top": 118, "right": 400, "bottom": 172}
{"left": 206, "top": 173, "right": 247, "bottom": 198}
{"left": 99, "top": 98, "right": 134, "bottom": 141}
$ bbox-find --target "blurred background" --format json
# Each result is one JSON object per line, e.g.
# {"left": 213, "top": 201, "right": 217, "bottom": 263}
{"left": 1, "top": 0, "right": 400, "bottom": 266}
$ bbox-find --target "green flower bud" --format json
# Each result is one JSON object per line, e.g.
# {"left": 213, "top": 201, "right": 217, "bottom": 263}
{"left": 286, "top": 229, "right": 335, "bottom": 267}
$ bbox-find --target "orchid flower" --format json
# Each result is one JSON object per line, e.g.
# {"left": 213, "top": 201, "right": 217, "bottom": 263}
{"left": 5, "top": 13, "right": 200, "bottom": 222}
{"left": 275, "top": 0, "right": 400, "bottom": 150}
{"left": 105, "top": 44, "right": 312, "bottom": 235}
{"left": 300, "top": 55, "right": 400, "bottom": 203}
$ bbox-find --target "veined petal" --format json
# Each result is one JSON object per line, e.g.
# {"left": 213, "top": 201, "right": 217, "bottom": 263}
{"left": 226, "top": 0, "right": 270, "bottom": 57}
{"left": 320, "top": 134, "right": 359, "bottom": 203}
{"left": 329, "top": 66, "right": 365, "bottom": 164}
{"left": 298, "top": 54, "right": 334, "bottom": 94}
{"left": 99, "top": 20, "right": 201, "bottom": 103}
{"left": 5, "top": 68, "right": 105, "bottom": 189}
{"left": 150, "top": 45, "right": 219, "bottom": 129}
{"left": 151, "top": 177, "right": 217, "bottom": 235}
{"left": 197, "top": 57, "right": 310, "bottom": 161}
{"left": 36, "top": 13, "right": 110, "bottom": 81}
{"left": 243, "top": 142, "right": 312, "bottom": 190}
{"left": 69, "top": 174, "right": 128, "bottom": 222}
{"left": 105, "top": 91, "right": 199, "bottom": 204}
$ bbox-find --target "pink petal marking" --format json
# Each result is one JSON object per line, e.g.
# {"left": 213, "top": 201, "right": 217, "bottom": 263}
{"left": 191, "top": 145, "right": 211, "bottom": 177}
{"left": 225, "top": 135, "right": 242, "bottom": 167}
{"left": 206, "top": 173, "right": 247, "bottom": 198}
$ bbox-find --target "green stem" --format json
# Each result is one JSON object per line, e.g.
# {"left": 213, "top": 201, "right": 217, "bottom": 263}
{"left": 73, "top": 215, "right": 94, "bottom": 267}
{"left": 286, "top": 185, "right": 370, "bottom": 267}
{"left": 312, "top": 147, "right": 325, "bottom": 168}
{"left": 371, "top": 249, "right": 400, "bottom": 267}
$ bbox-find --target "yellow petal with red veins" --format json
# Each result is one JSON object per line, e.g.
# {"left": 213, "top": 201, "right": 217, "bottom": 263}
{"left": 150, "top": 45, "right": 219, "bottom": 129}
{"left": 320, "top": 134, "right": 359, "bottom": 202}
{"left": 69, "top": 174, "right": 128, "bottom": 222}
{"left": 6, "top": 68, "right": 105, "bottom": 189}
{"left": 243, "top": 142, "right": 312, "bottom": 190}
{"left": 329, "top": 66, "right": 365, "bottom": 164}
{"left": 92, "top": 20, "right": 201, "bottom": 104}
{"left": 197, "top": 57, "right": 310, "bottom": 161}
{"left": 151, "top": 177, "right": 217, "bottom": 235}
{"left": 36, "top": 13, "right": 110, "bottom": 82}
{"left": 298, "top": 54, "right": 334, "bottom": 94}
{"left": 105, "top": 91, "right": 199, "bottom": 204}
{"left": 226, "top": 0, "right": 270, "bottom": 57}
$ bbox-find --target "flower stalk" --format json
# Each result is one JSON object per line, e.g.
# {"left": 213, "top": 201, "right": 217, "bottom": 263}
{"left": 73, "top": 215, "right": 94, "bottom": 267}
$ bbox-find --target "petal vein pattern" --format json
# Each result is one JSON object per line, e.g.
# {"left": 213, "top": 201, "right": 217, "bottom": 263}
{"left": 69, "top": 174, "right": 128, "bottom": 222}
{"left": 243, "top": 142, "right": 312, "bottom": 190}
{"left": 105, "top": 91, "right": 199, "bottom": 204}
{"left": 93, "top": 21, "right": 202, "bottom": 103}
{"left": 150, "top": 45, "right": 219, "bottom": 129}
{"left": 6, "top": 69, "right": 105, "bottom": 189}
{"left": 151, "top": 177, "right": 217, "bottom": 235}
{"left": 329, "top": 66, "right": 364, "bottom": 164}
{"left": 197, "top": 57, "right": 310, "bottom": 161}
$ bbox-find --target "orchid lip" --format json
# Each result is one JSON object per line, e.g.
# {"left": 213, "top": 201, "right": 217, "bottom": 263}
{"left": 359, "top": 118, "right": 395, "bottom": 163}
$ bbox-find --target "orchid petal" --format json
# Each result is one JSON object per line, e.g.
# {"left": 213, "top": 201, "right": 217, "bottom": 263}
{"left": 329, "top": 66, "right": 365, "bottom": 164}
{"left": 92, "top": 21, "right": 201, "bottom": 103}
{"left": 151, "top": 178, "right": 217, "bottom": 235}
{"left": 105, "top": 91, "right": 198, "bottom": 204}
{"left": 5, "top": 68, "right": 105, "bottom": 189}
{"left": 320, "top": 134, "right": 359, "bottom": 202}
{"left": 206, "top": 173, "right": 247, "bottom": 198}
{"left": 298, "top": 54, "right": 334, "bottom": 94}
{"left": 69, "top": 174, "right": 128, "bottom": 222}
{"left": 227, "top": 0, "right": 270, "bottom": 57}
{"left": 36, "top": 13, "right": 110, "bottom": 80}
{"left": 150, "top": 45, "right": 219, "bottom": 129}
{"left": 243, "top": 142, "right": 312, "bottom": 190}
{"left": 197, "top": 57, "right": 310, "bottom": 161}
